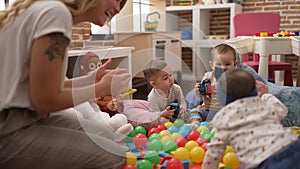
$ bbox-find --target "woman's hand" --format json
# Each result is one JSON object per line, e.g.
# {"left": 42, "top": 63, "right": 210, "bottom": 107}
{"left": 94, "top": 58, "right": 113, "bottom": 82}
{"left": 95, "top": 68, "right": 131, "bottom": 97}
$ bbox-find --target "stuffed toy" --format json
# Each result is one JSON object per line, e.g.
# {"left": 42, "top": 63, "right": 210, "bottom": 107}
{"left": 96, "top": 96, "right": 120, "bottom": 117}
{"left": 78, "top": 51, "right": 102, "bottom": 75}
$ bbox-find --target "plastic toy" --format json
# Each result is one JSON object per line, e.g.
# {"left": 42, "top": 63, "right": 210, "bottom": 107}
{"left": 163, "top": 140, "right": 178, "bottom": 153}
{"left": 222, "top": 152, "right": 240, "bottom": 169}
{"left": 133, "top": 134, "right": 148, "bottom": 149}
{"left": 199, "top": 78, "right": 213, "bottom": 97}
{"left": 173, "top": 119, "right": 185, "bottom": 129}
{"left": 126, "top": 152, "right": 137, "bottom": 166}
{"left": 165, "top": 158, "right": 184, "bottom": 169}
{"left": 164, "top": 121, "right": 174, "bottom": 128}
{"left": 157, "top": 124, "right": 167, "bottom": 131}
{"left": 169, "top": 101, "right": 180, "bottom": 118}
{"left": 148, "top": 139, "right": 163, "bottom": 151}
{"left": 136, "top": 160, "right": 152, "bottom": 169}
{"left": 167, "top": 126, "right": 179, "bottom": 134}
{"left": 144, "top": 151, "right": 160, "bottom": 165}
{"left": 147, "top": 127, "right": 160, "bottom": 137}
{"left": 134, "top": 126, "right": 147, "bottom": 135}
{"left": 190, "top": 146, "right": 205, "bottom": 163}
{"left": 175, "top": 137, "right": 187, "bottom": 148}
{"left": 184, "top": 140, "right": 199, "bottom": 151}
{"left": 173, "top": 147, "right": 190, "bottom": 160}
{"left": 187, "top": 130, "right": 200, "bottom": 141}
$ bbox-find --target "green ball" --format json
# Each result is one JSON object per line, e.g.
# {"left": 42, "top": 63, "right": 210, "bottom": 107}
{"left": 137, "top": 160, "right": 152, "bottom": 169}
{"left": 134, "top": 126, "right": 147, "bottom": 135}
{"left": 148, "top": 133, "right": 161, "bottom": 142}
{"left": 148, "top": 139, "right": 163, "bottom": 152}
{"left": 200, "top": 128, "right": 210, "bottom": 137}
{"left": 144, "top": 151, "right": 160, "bottom": 165}
{"left": 125, "top": 130, "right": 136, "bottom": 143}
{"left": 163, "top": 140, "right": 178, "bottom": 153}
{"left": 173, "top": 119, "right": 185, "bottom": 129}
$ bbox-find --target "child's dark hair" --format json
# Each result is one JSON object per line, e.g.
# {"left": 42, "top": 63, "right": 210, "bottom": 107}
{"left": 143, "top": 59, "right": 167, "bottom": 82}
{"left": 211, "top": 43, "right": 237, "bottom": 62}
{"left": 217, "top": 68, "right": 257, "bottom": 105}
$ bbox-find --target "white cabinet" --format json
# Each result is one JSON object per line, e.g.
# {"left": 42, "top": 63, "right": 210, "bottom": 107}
{"left": 114, "top": 32, "right": 182, "bottom": 78}
{"left": 166, "top": 3, "right": 242, "bottom": 80}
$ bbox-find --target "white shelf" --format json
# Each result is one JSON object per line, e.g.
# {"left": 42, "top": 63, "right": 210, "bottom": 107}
{"left": 166, "top": 3, "right": 242, "bottom": 80}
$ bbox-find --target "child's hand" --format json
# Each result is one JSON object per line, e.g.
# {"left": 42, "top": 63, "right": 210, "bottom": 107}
{"left": 160, "top": 106, "right": 175, "bottom": 117}
{"left": 256, "top": 80, "right": 268, "bottom": 97}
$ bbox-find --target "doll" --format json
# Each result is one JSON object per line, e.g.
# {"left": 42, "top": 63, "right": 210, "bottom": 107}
{"left": 96, "top": 96, "right": 120, "bottom": 117}
{"left": 78, "top": 51, "right": 102, "bottom": 75}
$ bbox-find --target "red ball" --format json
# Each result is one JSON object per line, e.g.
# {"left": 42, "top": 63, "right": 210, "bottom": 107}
{"left": 166, "top": 158, "right": 184, "bottom": 169}
{"left": 196, "top": 136, "right": 208, "bottom": 147}
{"left": 175, "top": 137, "right": 187, "bottom": 147}
{"left": 148, "top": 127, "right": 160, "bottom": 137}
{"left": 187, "top": 130, "right": 200, "bottom": 141}
{"left": 122, "top": 165, "right": 137, "bottom": 169}
{"left": 133, "top": 134, "right": 148, "bottom": 149}
{"left": 157, "top": 124, "right": 167, "bottom": 132}
{"left": 201, "top": 142, "right": 208, "bottom": 151}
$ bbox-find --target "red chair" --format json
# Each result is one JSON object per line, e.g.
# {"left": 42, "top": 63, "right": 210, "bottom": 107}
{"left": 233, "top": 12, "right": 293, "bottom": 86}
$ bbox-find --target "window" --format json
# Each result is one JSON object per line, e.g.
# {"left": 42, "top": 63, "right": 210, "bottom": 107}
{"left": 132, "top": 0, "right": 151, "bottom": 32}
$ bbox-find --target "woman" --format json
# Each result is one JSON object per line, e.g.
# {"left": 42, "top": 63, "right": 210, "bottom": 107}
{"left": 0, "top": 0, "right": 130, "bottom": 169}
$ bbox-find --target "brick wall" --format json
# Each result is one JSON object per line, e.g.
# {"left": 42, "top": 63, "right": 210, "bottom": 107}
{"left": 70, "top": 22, "right": 91, "bottom": 49}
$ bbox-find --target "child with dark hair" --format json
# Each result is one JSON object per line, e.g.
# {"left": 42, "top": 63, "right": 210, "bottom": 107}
{"left": 202, "top": 68, "right": 300, "bottom": 169}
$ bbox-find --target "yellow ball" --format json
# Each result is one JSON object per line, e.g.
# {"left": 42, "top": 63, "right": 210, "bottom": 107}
{"left": 164, "top": 122, "right": 174, "bottom": 128}
{"left": 196, "top": 126, "right": 209, "bottom": 133}
{"left": 190, "top": 147, "right": 205, "bottom": 163}
{"left": 224, "top": 146, "right": 234, "bottom": 154}
{"left": 185, "top": 140, "right": 199, "bottom": 151}
{"left": 174, "top": 147, "right": 190, "bottom": 160}
{"left": 160, "top": 135, "right": 173, "bottom": 144}
{"left": 159, "top": 130, "right": 171, "bottom": 138}
{"left": 126, "top": 152, "right": 137, "bottom": 166}
{"left": 223, "top": 152, "right": 240, "bottom": 169}
{"left": 171, "top": 132, "right": 182, "bottom": 141}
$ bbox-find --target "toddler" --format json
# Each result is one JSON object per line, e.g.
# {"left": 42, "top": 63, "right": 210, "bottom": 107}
{"left": 143, "top": 59, "right": 188, "bottom": 121}
{"left": 188, "top": 43, "right": 238, "bottom": 128}
{"left": 202, "top": 68, "right": 300, "bottom": 169}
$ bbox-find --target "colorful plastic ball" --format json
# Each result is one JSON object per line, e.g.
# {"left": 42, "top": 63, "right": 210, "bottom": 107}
{"left": 157, "top": 124, "right": 167, "bottom": 131}
{"left": 179, "top": 125, "right": 192, "bottom": 133}
{"left": 164, "top": 122, "right": 174, "bottom": 128}
{"left": 173, "top": 119, "right": 185, "bottom": 129}
{"left": 223, "top": 152, "right": 240, "bottom": 169}
{"left": 190, "top": 146, "right": 205, "bottom": 163}
{"left": 199, "top": 121, "right": 211, "bottom": 130}
{"left": 203, "top": 132, "right": 214, "bottom": 142}
{"left": 167, "top": 126, "right": 179, "bottom": 134}
{"left": 126, "top": 152, "right": 137, "bottom": 166}
{"left": 122, "top": 165, "right": 137, "bottom": 169}
{"left": 187, "top": 130, "right": 200, "bottom": 141}
{"left": 224, "top": 145, "right": 234, "bottom": 154}
{"left": 148, "top": 139, "right": 163, "bottom": 151}
{"left": 159, "top": 130, "right": 171, "bottom": 138}
{"left": 196, "top": 126, "right": 209, "bottom": 133}
{"left": 134, "top": 126, "right": 147, "bottom": 135}
{"left": 174, "top": 147, "right": 190, "bottom": 160}
{"left": 175, "top": 137, "right": 187, "bottom": 147}
{"left": 125, "top": 130, "right": 136, "bottom": 143}
{"left": 137, "top": 160, "right": 153, "bottom": 169}
{"left": 163, "top": 140, "right": 178, "bottom": 153}
{"left": 171, "top": 132, "right": 182, "bottom": 141}
{"left": 160, "top": 135, "right": 173, "bottom": 144}
{"left": 148, "top": 133, "right": 161, "bottom": 142}
{"left": 133, "top": 134, "right": 148, "bottom": 149}
{"left": 144, "top": 151, "right": 160, "bottom": 165}
{"left": 196, "top": 137, "right": 208, "bottom": 147}
{"left": 147, "top": 127, "right": 160, "bottom": 137}
{"left": 185, "top": 140, "right": 199, "bottom": 151}
{"left": 166, "top": 158, "right": 184, "bottom": 169}
{"left": 199, "top": 128, "right": 210, "bottom": 137}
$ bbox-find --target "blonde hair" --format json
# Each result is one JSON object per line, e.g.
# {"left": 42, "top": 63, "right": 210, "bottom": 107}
{"left": 0, "top": 0, "right": 127, "bottom": 30}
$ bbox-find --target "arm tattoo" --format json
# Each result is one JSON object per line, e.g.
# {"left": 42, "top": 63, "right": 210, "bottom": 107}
{"left": 45, "top": 32, "right": 70, "bottom": 61}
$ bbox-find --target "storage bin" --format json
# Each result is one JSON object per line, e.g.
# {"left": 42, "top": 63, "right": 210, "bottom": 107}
{"left": 291, "top": 36, "right": 300, "bottom": 56}
{"left": 181, "top": 29, "right": 192, "bottom": 40}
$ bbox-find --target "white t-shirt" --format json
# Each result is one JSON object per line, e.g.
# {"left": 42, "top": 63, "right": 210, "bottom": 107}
{"left": 0, "top": 1, "right": 72, "bottom": 111}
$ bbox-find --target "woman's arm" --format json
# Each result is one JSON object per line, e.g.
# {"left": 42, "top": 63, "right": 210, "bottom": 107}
{"left": 29, "top": 33, "right": 131, "bottom": 114}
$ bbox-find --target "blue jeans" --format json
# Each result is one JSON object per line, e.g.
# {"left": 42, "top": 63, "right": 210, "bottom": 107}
{"left": 256, "top": 136, "right": 300, "bottom": 169}
{"left": 188, "top": 107, "right": 218, "bottom": 122}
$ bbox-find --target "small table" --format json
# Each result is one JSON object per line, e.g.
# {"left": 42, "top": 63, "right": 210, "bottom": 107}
{"left": 226, "top": 36, "right": 300, "bottom": 86}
